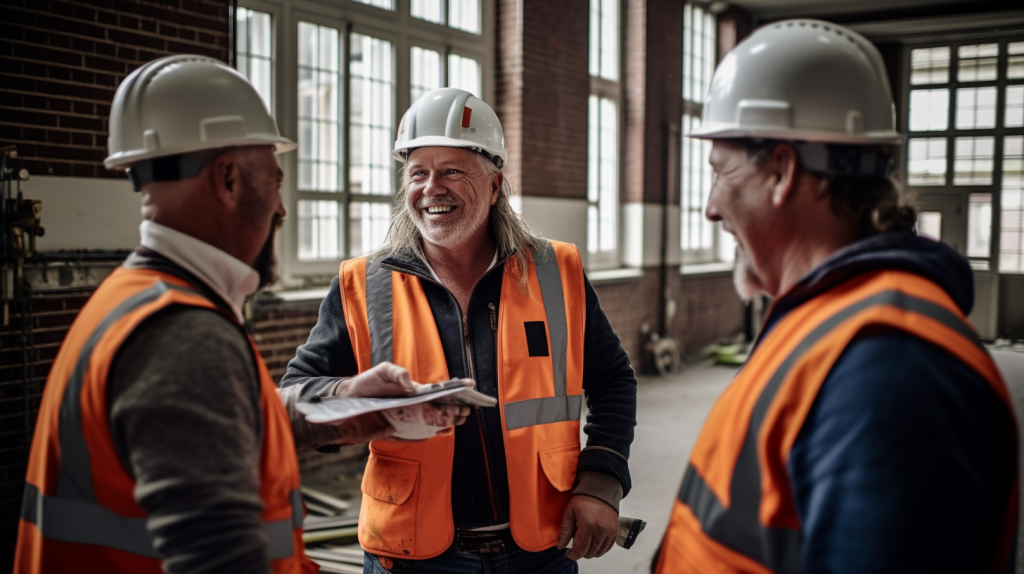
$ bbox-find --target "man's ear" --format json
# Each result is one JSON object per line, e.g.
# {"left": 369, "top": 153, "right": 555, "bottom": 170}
{"left": 490, "top": 171, "right": 503, "bottom": 206}
{"left": 768, "top": 143, "right": 800, "bottom": 207}
{"left": 210, "top": 153, "right": 240, "bottom": 206}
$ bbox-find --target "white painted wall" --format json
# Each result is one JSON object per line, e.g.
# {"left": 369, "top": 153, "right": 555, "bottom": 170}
{"left": 519, "top": 195, "right": 589, "bottom": 264}
{"left": 623, "top": 202, "right": 681, "bottom": 268}
{"left": 19, "top": 175, "right": 140, "bottom": 251}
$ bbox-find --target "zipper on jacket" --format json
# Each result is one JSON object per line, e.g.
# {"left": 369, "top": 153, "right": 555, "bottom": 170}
{"left": 488, "top": 302, "right": 498, "bottom": 364}
{"left": 464, "top": 308, "right": 501, "bottom": 523}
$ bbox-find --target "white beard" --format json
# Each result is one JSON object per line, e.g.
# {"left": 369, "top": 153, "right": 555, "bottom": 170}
{"left": 733, "top": 243, "right": 767, "bottom": 302}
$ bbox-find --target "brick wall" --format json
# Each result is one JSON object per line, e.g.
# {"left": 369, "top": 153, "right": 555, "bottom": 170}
{"left": 0, "top": 0, "right": 230, "bottom": 178}
{"left": 496, "top": 0, "right": 589, "bottom": 200}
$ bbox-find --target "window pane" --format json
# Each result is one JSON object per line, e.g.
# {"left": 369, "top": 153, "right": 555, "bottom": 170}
{"left": 910, "top": 46, "right": 950, "bottom": 85}
{"left": 349, "top": 202, "right": 391, "bottom": 256}
{"left": 298, "top": 23, "right": 341, "bottom": 193}
{"left": 298, "top": 200, "right": 342, "bottom": 260}
{"left": 917, "top": 211, "right": 942, "bottom": 242}
{"left": 909, "top": 89, "right": 949, "bottom": 131}
{"left": 967, "top": 193, "right": 992, "bottom": 258}
{"left": 235, "top": 8, "right": 274, "bottom": 112}
{"left": 353, "top": 0, "right": 394, "bottom": 10}
{"left": 1009, "top": 42, "right": 1024, "bottom": 80}
{"left": 411, "top": 46, "right": 442, "bottom": 102}
{"left": 586, "top": 96, "right": 618, "bottom": 255}
{"left": 411, "top": 0, "right": 444, "bottom": 24}
{"left": 450, "top": 0, "right": 480, "bottom": 34}
{"left": 448, "top": 54, "right": 481, "bottom": 97}
{"left": 958, "top": 43, "right": 998, "bottom": 82}
{"left": 1006, "top": 85, "right": 1024, "bottom": 128}
{"left": 589, "top": 0, "right": 618, "bottom": 81}
{"left": 682, "top": 4, "right": 715, "bottom": 105}
{"left": 1001, "top": 136, "right": 1024, "bottom": 273}
{"left": 681, "top": 114, "right": 713, "bottom": 254}
{"left": 956, "top": 87, "right": 997, "bottom": 130}
{"left": 908, "top": 138, "right": 946, "bottom": 186}
{"left": 953, "top": 136, "right": 994, "bottom": 186}
{"left": 350, "top": 34, "right": 394, "bottom": 196}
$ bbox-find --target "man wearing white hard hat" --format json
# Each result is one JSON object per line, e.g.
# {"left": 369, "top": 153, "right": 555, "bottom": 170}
{"left": 281, "top": 87, "right": 638, "bottom": 573}
{"left": 14, "top": 55, "right": 470, "bottom": 574}
{"left": 653, "top": 21, "right": 1018, "bottom": 574}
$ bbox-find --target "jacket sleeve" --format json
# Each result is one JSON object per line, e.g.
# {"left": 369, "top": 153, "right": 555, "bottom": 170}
{"left": 576, "top": 274, "right": 638, "bottom": 500}
{"left": 789, "top": 332, "right": 1017, "bottom": 574}
{"left": 278, "top": 277, "right": 361, "bottom": 452}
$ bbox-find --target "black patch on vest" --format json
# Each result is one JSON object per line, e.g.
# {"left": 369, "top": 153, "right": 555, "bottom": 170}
{"left": 524, "top": 321, "right": 549, "bottom": 357}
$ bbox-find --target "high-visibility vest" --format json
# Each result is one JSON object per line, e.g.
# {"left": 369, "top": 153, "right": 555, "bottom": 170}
{"left": 655, "top": 270, "right": 1018, "bottom": 574}
{"left": 340, "top": 240, "right": 586, "bottom": 559}
{"left": 15, "top": 265, "right": 310, "bottom": 574}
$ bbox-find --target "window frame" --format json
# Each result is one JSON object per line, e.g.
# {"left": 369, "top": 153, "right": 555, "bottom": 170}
{"left": 901, "top": 37, "right": 1024, "bottom": 274}
{"left": 236, "top": 0, "right": 494, "bottom": 284}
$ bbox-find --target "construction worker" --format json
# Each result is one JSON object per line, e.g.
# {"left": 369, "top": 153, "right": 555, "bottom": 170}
{"left": 281, "top": 87, "right": 638, "bottom": 573}
{"left": 654, "top": 20, "right": 1018, "bottom": 573}
{"left": 14, "top": 55, "right": 469, "bottom": 574}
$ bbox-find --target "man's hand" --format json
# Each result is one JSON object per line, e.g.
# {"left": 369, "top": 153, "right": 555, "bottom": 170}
{"left": 557, "top": 495, "right": 619, "bottom": 561}
{"left": 335, "top": 362, "right": 416, "bottom": 398}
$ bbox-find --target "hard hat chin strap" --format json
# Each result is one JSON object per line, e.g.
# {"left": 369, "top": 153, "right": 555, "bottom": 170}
{"left": 794, "top": 142, "right": 892, "bottom": 179}
{"left": 126, "top": 151, "right": 219, "bottom": 192}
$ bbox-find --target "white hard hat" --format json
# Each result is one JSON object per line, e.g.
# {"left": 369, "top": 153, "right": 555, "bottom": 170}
{"left": 105, "top": 55, "right": 296, "bottom": 173}
{"left": 691, "top": 19, "right": 904, "bottom": 146}
{"left": 393, "top": 87, "right": 507, "bottom": 169}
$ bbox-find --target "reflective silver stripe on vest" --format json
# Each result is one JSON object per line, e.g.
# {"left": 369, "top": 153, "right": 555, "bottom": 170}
{"left": 676, "top": 289, "right": 982, "bottom": 574}
{"left": 26, "top": 280, "right": 299, "bottom": 559}
{"left": 366, "top": 259, "right": 394, "bottom": 366}
{"left": 504, "top": 395, "right": 583, "bottom": 431}
{"left": 532, "top": 241, "right": 569, "bottom": 399}
{"left": 22, "top": 483, "right": 304, "bottom": 560}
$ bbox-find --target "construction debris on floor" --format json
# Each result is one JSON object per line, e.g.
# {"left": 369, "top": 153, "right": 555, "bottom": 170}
{"left": 302, "top": 485, "right": 362, "bottom": 573}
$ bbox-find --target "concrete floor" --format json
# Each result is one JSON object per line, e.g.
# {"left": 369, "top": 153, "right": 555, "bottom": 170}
{"left": 580, "top": 348, "right": 1024, "bottom": 574}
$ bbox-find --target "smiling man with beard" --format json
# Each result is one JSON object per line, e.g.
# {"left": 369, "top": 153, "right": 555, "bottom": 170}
{"left": 15, "top": 56, "right": 474, "bottom": 574}
{"left": 653, "top": 21, "right": 1018, "bottom": 574}
{"left": 281, "top": 87, "right": 638, "bottom": 574}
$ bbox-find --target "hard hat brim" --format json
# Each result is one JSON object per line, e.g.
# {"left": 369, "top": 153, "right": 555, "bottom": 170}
{"left": 687, "top": 122, "right": 905, "bottom": 146}
{"left": 392, "top": 135, "right": 507, "bottom": 164}
{"left": 105, "top": 135, "right": 297, "bottom": 170}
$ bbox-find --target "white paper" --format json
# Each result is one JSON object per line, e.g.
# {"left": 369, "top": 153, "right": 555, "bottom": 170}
{"left": 297, "top": 386, "right": 496, "bottom": 425}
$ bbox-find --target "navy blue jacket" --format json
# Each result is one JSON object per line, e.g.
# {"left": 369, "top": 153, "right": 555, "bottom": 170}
{"left": 281, "top": 252, "right": 637, "bottom": 529}
{"left": 764, "top": 232, "right": 1016, "bottom": 573}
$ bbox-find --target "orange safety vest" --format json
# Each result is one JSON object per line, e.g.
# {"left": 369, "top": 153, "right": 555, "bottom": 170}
{"left": 340, "top": 240, "right": 586, "bottom": 559}
{"left": 15, "top": 265, "right": 310, "bottom": 574}
{"left": 655, "top": 270, "right": 1019, "bottom": 574}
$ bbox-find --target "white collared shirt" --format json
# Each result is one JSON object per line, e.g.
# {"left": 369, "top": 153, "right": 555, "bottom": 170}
{"left": 139, "top": 221, "right": 259, "bottom": 323}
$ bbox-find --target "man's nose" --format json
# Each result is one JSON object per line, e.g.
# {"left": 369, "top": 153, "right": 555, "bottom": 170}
{"left": 423, "top": 171, "right": 447, "bottom": 196}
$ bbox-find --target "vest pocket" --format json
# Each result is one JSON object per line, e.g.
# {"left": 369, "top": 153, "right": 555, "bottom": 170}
{"left": 538, "top": 443, "right": 580, "bottom": 492}
{"left": 362, "top": 453, "right": 419, "bottom": 505}
{"left": 359, "top": 453, "right": 420, "bottom": 557}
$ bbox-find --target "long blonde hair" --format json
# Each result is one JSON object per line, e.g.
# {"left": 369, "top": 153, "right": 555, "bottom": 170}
{"left": 374, "top": 151, "right": 541, "bottom": 292}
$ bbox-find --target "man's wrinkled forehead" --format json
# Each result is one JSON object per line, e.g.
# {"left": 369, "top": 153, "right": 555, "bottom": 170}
{"left": 406, "top": 146, "right": 478, "bottom": 168}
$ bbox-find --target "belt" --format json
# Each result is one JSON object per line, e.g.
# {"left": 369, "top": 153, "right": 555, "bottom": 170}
{"left": 453, "top": 529, "right": 515, "bottom": 555}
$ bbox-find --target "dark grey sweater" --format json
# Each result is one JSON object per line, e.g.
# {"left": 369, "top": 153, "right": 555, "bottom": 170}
{"left": 108, "top": 306, "right": 330, "bottom": 574}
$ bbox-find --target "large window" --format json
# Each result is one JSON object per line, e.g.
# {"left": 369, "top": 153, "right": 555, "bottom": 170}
{"left": 587, "top": 0, "right": 620, "bottom": 269}
{"left": 680, "top": 3, "right": 733, "bottom": 267}
{"left": 236, "top": 0, "right": 489, "bottom": 278}
{"left": 905, "top": 39, "right": 1024, "bottom": 273}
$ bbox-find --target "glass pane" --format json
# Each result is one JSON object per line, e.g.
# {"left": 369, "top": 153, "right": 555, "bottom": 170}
{"left": 411, "top": 0, "right": 444, "bottom": 24}
{"left": 353, "top": 0, "right": 394, "bottom": 10}
{"left": 350, "top": 34, "right": 394, "bottom": 196}
{"left": 907, "top": 138, "right": 946, "bottom": 186}
{"left": 958, "top": 43, "right": 998, "bottom": 82}
{"left": 967, "top": 193, "right": 992, "bottom": 258}
{"left": 682, "top": 4, "right": 692, "bottom": 102}
{"left": 297, "top": 23, "right": 341, "bottom": 193}
{"left": 954, "top": 136, "right": 994, "bottom": 186}
{"left": 909, "top": 89, "right": 949, "bottom": 131}
{"left": 586, "top": 96, "right": 617, "bottom": 255}
{"left": 956, "top": 87, "right": 998, "bottom": 130}
{"left": 1001, "top": 136, "right": 1024, "bottom": 273}
{"left": 1006, "top": 85, "right": 1024, "bottom": 128}
{"left": 298, "top": 200, "right": 342, "bottom": 260}
{"left": 589, "top": 0, "right": 600, "bottom": 78}
{"left": 349, "top": 202, "right": 392, "bottom": 256}
{"left": 448, "top": 54, "right": 481, "bottom": 97}
{"left": 411, "top": 46, "right": 442, "bottom": 102}
{"left": 450, "top": 0, "right": 480, "bottom": 34}
{"left": 681, "top": 113, "right": 713, "bottom": 254}
{"left": 910, "top": 46, "right": 950, "bottom": 85}
{"left": 587, "top": 96, "right": 599, "bottom": 203}
{"left": 589, "top": 0, "right": 618, "bottom": 81}
{"left": 1009, "top": 42, "right": 1024, "bottom": 80}
{"left": 918, "top": 211, "right": 942, "bottom": 241}
{"left": 235, "top": 8, "right": 274, "bottom": 113}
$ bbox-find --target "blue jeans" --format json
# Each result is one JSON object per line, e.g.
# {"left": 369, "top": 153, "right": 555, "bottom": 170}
{"left": 362, "top": 543, "right": 578, "bottom": 574}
